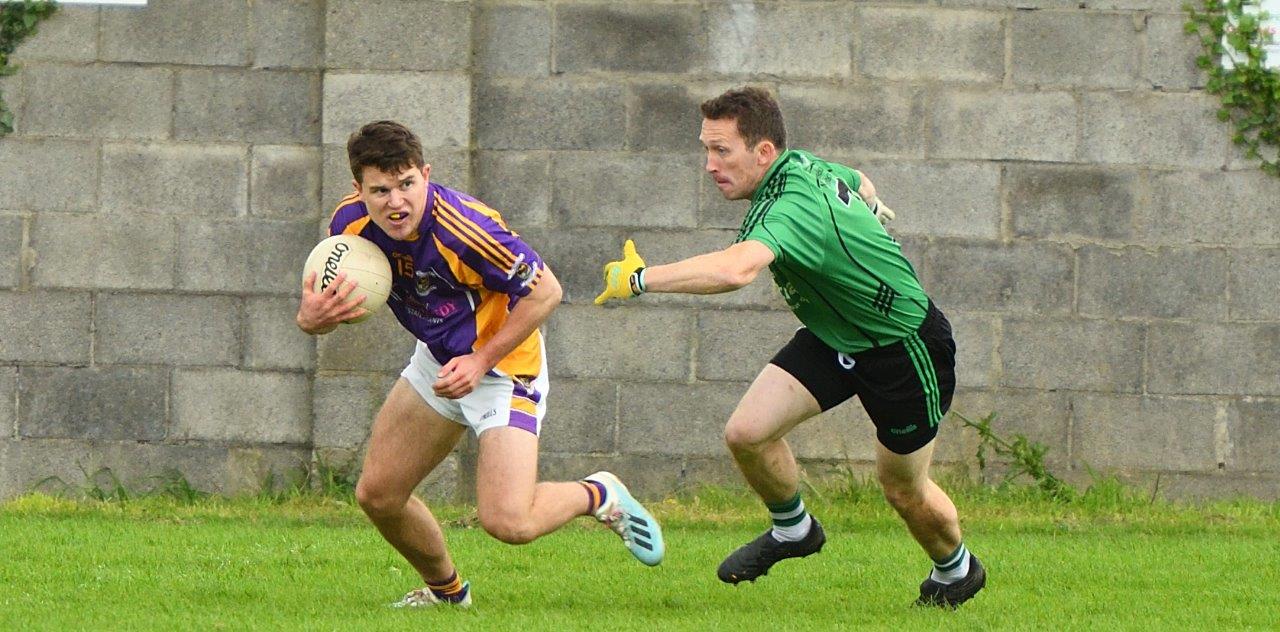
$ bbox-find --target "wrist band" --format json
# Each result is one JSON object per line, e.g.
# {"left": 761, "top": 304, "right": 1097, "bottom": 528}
{"left": 629, "top": 267, "right": 647, "bottom": 295}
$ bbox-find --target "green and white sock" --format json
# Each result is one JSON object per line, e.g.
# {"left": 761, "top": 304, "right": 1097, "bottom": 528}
{"left": 930, "top": 543, "right": 970, "bottom": 584}
{"left": 767, "top": 493, "right": 812, "bottom": 542}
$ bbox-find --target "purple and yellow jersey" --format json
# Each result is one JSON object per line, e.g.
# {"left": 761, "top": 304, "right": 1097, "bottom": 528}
{"left": 327, "top": 183, "right": 546, "bottom": 378}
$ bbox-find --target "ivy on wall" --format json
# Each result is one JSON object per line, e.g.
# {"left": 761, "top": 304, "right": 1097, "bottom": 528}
{"left": 1186, "top": 1, "right": 1280, "bottom": 176}
{"left": 1, "top": 0, "right": 58, "bottom": 135}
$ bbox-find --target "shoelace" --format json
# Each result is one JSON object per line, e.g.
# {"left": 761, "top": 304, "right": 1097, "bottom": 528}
{"left": 396, "top": 588, "right": 436, "bottom": 607}
{"left": 601, "top": 508, "right": 633, "bottom": 544}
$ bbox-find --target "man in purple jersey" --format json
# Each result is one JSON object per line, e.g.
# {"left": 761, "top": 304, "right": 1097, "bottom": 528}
{"left": 296, "top": 121, "right": 664, "bottom": 608}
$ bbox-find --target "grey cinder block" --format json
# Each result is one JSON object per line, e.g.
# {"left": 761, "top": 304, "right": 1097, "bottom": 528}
{"left": 855, "top": 160, "right": 1001, "bottom": 240}
{"left": 705, "top": 4, "right": 852, "bottom": 78}
{"left": 1148, "top": 323, "right": 1280, "bottom": 396}
{"left": 925, "top": 240, "right": 1075, "bottom": 315}
{"left": 325, "top": 0, "right": 470, "bottom": 71}
{"left": 696, "top": 310, "right": 800, "bottom": 382}
{"left": 323, "top": 72, "right": 470, "bottom": 147}
{"left": 101, "top": 143, "right": 248, "bottom": 216}
{"left": 314, "top": 310, "right": 416, "bottom": 373}
{"left": 1011, "top": 12, "right": 1142, "bottom": 89}
{"left": 929, "top": 89, "right": 1077, "bottom": 162}
{"left": 859, "top": 8, "right": 1004, "bottom": 83}
{"left": 176, "top": 219, "right": 316, "bottom": 295}
{"left": 95, "top": 293, "right": 241, "bottom": 366}
{"left": 17, "top": 366, "right": 167, "bottom": 441}
{"left": 618, "top": 382, "right": 740, "bottom": 457}
{"left": 30, "top": 214, "right": 176, "bottom": 291}
{"left": 552, "top": 152, "right": 699, "bottom": 229}
{"left": 1078, "top": 246, "right": 1229, "bottom": 320}
{"left": 1007, "top": 164, "right": 1138, "bottom": 241}
{"left": 1071, "top": 393, "right": 1221, "bottom": 472}
{"left": 101, "top": 0, "right": 251, "bottom": 66}
{"left": 244, "top": 296, "right": 315, "bottom": 371}
{"left": 312, "top": 372, "right": 396, "bottom": 449}
{"left": 545, "top": 305, "right": 693, "bottom": 381}
{"left": 1001, "top": 318, "right": 1144, "bottom": 392}
{"left": 175, "top": 69, "right": 320, "bottom": 144}
{"left": 1081, "top": 92, "right": 1226, "bottom": 169}
{"left": 555, "top": 4, "right": 704, "bottom": 74}
{"left": 783, "top": 84, "right": 927, "bottom": 159}
{"left": 475, "top": 80, "right": 625, "bottom": 150}
{"left": 1229, "top": 249, "right": 1280, "bottom": 321}
{"left": 540, "top": 379, "right": 618, "bottom": 455}
{"left": 0, "top": 139, "right": 97, "bottom": 212}
{"left": 0, "top": 291, "right": 91, "bottom": 364}
{"left": 17, "top": 64, "right": 171, "bottom": 140}
{"left": 172, "top": 368, "right": 310, "bottom": 443}
{"left": 475, "top": 3, "right": 551, "bottom": 77}
{"left": 251, "top": 145, "right": 323, "bottom": 219}
{"left": 253, "top": 0, "right": 324, "bottom": 70}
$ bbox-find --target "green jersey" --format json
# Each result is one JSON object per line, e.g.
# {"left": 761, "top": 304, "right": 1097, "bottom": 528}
{"left": 735, "top": 149, "right": 930, "bottom": 353}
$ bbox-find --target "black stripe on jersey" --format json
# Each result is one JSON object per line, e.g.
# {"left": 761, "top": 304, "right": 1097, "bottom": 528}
{"left": 771, "top": 248, "right": 880, "bottom": 348}
{"left": 812, "top": 176, "right": 928, "bottom": 315}
{"left": 872, "top": 283, "right": 897, "bottom": 316}
{"left": 736, "top": 172, "right": 788, "bottom": 243}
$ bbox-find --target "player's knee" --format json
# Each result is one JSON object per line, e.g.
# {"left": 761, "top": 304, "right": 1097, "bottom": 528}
{"left": 355, "top": 478, "right": 406, "bottom": 519}
{"left": 724, "top": 417, "right": 766, "bottom": 452}
{"left": 879, "top": 478, "right": 926, "bottom": 511}
{"left": 478, "top": 510, "right": 538, "bottom": 545}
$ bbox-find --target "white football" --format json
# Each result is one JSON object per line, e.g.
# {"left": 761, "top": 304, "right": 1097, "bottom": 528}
{"left": 302, "top": 234, "right": 393, "bottom": 323}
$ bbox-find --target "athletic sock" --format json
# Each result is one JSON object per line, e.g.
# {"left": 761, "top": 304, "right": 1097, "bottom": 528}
{"left": 428, "top": 570, "right": 469, "bottom": 603}
{"left": 767, "top": 493, "right": 813, "bottom": 542}
{"left": 930, "top": 543, "right": 971, "bottom": 584}
{"left": 580, "top": 480, "right": 608, "bottom": 515}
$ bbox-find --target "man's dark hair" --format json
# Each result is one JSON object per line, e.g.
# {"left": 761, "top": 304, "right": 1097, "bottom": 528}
{"left": 700, "top": 86, "right": 787, "bottom": 151}
{"left": 347, "top": 120, "right": 425, "bottom": 183}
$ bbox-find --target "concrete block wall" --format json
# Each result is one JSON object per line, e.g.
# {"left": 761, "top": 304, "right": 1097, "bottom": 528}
{"left": 1, "top": 0, "right": 1275, "bottom": 501}
{"left": 0, "top": 0, "right": 322, "bottom": 498}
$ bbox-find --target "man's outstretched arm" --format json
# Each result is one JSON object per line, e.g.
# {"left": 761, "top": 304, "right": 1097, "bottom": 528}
{"left": 855, "top": 170, "right": 895, "bottom": 225}
{"left": 594, "top": 239, "right": 775, "bottom": 304}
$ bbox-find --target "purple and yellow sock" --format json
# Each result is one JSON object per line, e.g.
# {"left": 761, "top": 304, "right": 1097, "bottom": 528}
{"left": 581, "top": 480, "right": 608, "bottom": 514}
{"left": 428, "top": 570, "right": 469, "bottom": 603}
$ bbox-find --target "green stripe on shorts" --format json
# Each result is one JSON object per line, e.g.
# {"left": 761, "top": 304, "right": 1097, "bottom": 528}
{"left": 904, "top": 334, "right": 942, "bottom": 427}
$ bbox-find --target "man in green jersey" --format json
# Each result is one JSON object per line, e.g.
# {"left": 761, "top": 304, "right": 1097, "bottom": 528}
{"left": 595, "top": 87, "right": 984, "bottom": 608}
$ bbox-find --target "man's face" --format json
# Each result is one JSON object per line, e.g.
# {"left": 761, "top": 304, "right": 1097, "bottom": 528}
{"left": 700, "top": 117, "right": 774, "bottom": 201}
{"left": 355, "top": 164, "right": 430, "bottom": 241}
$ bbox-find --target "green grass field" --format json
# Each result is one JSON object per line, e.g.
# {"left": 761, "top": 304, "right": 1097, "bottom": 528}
{"left": 2, "top": 484, "right": 1278, "bottom": 631}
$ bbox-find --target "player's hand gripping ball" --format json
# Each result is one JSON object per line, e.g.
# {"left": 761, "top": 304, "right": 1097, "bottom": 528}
{"left": 302, "top": 235, "right": 393, "bottom": 323}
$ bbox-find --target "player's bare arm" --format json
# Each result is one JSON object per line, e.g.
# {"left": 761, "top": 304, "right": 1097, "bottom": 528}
{"left": 644, "top": 240, "right": 775, "bottom": 294}
{"left": 432, "top": 265, "right": 563, "bottom": 399}
{"left": 854, "top": 170, "right": 896, "bottom": 224}
{"left": 296, "top": 270, "right": 368, "bottom": 335}
{"left": 594, "top": 239, "right": 774, "bottom": 304}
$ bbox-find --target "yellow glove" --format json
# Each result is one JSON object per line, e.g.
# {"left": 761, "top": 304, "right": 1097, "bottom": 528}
{"left": 594, "top": 239, "right": 647, "bottom": 305}
{"left": 868, "top": 197, "right": 896, "bottom": 225}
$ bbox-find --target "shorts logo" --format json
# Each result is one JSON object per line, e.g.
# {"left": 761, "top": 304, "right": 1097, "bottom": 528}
{"left": 837, "top": 353, "right": 856, "bottom": 370}
{"left": 889, "top": 424, "right": 918, "bottom": 435}
{"left": 480, "top": 409, "right": 497, "bottom": 421}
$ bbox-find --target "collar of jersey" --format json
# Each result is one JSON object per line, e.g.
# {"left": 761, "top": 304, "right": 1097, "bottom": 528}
{"left": 751, "top": 150, "right": 797, "bottom": 205}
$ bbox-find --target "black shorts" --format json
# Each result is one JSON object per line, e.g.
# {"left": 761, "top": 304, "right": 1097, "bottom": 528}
{"left": 769, "top": 303, "right": 957, "bottom": 455}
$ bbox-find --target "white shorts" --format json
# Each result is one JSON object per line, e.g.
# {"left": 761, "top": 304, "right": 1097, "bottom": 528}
{"left": 400, "top": 341, "right": 549, "bottom": 437}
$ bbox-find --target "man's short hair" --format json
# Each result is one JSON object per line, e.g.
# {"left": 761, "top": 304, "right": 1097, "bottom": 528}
{"left": 700, "top": 86, "right": 787, "bottom": 151}
{"left": 347, "top": 120, "right": 425, "bottom": 183}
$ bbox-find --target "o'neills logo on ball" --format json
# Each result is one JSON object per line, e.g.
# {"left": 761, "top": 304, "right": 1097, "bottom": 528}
{"left": 320, "top": 242, "right": 350, "bottom": 290}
